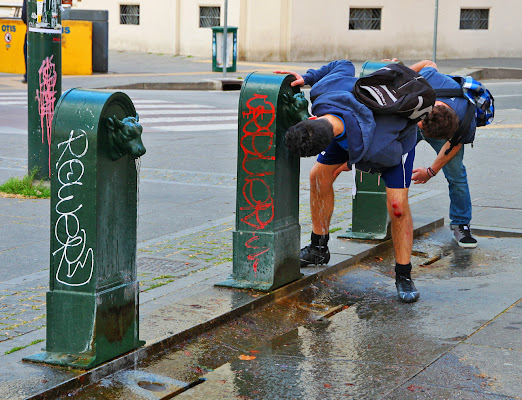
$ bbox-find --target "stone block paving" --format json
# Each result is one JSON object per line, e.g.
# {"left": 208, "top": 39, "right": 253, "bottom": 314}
{"left": 0, "top": 286, "right": 46, "bottom": 343}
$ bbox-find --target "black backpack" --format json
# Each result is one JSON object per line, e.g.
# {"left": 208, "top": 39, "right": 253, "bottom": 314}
{"left": 353, "top": 64, "right": 436, "bottom": 124}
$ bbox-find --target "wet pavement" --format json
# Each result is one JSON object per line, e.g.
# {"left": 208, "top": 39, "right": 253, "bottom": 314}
{"left": 58, "top": 228, "right": 521, "bottom": 400}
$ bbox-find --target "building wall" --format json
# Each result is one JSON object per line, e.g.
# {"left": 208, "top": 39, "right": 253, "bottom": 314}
{"left": 72, "top": 0, "right": 241, "bottom": 57}
{"left": 71, "top": 0, "right": 522, "bottom": 60}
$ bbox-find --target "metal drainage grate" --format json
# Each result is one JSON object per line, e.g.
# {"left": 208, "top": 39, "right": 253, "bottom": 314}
{"left": 137, "top": 256, "right": 198, "bottom": 274}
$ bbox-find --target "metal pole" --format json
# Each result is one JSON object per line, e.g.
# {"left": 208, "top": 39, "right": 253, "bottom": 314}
{"left": 433, "top": 0, "right": 439, "bottom": 63}
{"left": 27, "top": 0, "right": 62, "bottom": 180}
{"left": 222, "top": 0, "right": 228, "bottom": 78}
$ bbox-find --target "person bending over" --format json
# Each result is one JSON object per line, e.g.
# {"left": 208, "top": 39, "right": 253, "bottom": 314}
{"left": 277, "top": 60, "right": 420, "bottom": 303}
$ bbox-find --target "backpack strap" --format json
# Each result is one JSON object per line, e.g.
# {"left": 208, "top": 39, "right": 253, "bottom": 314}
{"left": 433, "top": 88, "right": 464, "bottom": 98}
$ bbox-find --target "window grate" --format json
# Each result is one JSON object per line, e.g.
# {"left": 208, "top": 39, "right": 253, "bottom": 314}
{"left": 460, "top": 9, "right": 489, "bottom": 30}
{"left": 120, "top": 4, "right": 140, "bottom": 25}
{"left": 199, "top": 6, "right": 220, "bottom": 28}
{"left": 349, "top": 8, "right": 381, "bottom": 30}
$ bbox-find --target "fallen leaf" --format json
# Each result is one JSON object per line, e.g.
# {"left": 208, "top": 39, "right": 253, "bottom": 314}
{"left": 239, "top": 355, "right": 256, "bottom": 360}
{"left": 249, "top": 350, "right": 260, "bottom": 353}
{"left": 324, "top": 384, "right": 332, "bottom": 387}
{"left": 375, "top": 256, "right": 383, "bottom": 261}
{"left": 184, "top": 351, "right": 192, "bottom": 356}
{"left": 407, "top": 384, "right": 424, "bottom": 392}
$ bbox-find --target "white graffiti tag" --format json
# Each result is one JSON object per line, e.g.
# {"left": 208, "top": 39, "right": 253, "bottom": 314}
{"left": 53, "top": 129, "right": 94, "bottom": 287}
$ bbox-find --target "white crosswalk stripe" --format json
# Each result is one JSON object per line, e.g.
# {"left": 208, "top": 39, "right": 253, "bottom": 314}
{"left": 0, "top": 101, "right": 27, "bottom": 105}
{"left": 132, "top": 99, "right": 237, "bottom": 133}
{"left": 149, "top": 124, "right": 237, "bottom": 132}
{"left": 0, "top": 92, "right": 27, "bottom": 107}
{"left": 137, "top": 109, "right": 236, "bottom": 116}
{"left": 140, "top": 115, "right": 237, "bottom": 124}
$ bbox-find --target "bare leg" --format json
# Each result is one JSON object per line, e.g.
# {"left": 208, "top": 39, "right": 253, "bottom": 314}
{"left": 310, "top": 162, "right": 343, "bottom": 235}
{"left": 386, "top": 187, "right": 413, "bottom": 265}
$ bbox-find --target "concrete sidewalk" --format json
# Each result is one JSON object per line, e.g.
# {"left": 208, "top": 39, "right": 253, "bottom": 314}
{"left": 0, "top": 53, "right": 521, "bottom": 399}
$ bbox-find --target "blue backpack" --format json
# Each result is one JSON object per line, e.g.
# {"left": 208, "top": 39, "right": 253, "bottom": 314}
{"left": 434, "top": 75, "right": 494, "bottom": 152}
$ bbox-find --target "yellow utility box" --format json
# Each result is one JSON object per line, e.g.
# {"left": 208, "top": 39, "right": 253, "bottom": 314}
{"left": 0, "top": 19, "right": 92, "bottom": 75}
{"left": 0, "top": 19, "right": 25, "bottom": 74}
{"left": 62, "top": 20, "right": 92, "bottom": 75}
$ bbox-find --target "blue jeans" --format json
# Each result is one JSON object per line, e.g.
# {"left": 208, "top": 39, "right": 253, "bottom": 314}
{"left": 417, "top": 131, "right": 472, "bottom": 226}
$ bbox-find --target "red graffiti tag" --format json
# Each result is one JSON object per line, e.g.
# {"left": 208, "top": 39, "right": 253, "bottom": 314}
{"left": 36, "top": 55, "right": 58, "bottom": 177}
{"left": 239, "top": 94, "right": 276, "bottom": 274}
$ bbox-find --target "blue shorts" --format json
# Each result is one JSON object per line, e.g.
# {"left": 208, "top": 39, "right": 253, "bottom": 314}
{"left": 317, "top": 140, "right": 415, "bottom": 189}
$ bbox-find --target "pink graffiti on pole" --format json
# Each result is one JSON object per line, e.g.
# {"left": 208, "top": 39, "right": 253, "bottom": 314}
{"left": 35, "top": 55, "right": 58, "bottom": 177}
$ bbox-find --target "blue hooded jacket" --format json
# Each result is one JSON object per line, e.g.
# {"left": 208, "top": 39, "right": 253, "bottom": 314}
{"left": 302, "top": 60, "right": 417, "bottom": 173}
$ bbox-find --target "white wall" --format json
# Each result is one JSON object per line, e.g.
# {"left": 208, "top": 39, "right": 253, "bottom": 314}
{"left": 71, "top": 0, "right": 522, "bottom": 60}
{"left": 73, "top": 0, "right": 240, "bottom": 57}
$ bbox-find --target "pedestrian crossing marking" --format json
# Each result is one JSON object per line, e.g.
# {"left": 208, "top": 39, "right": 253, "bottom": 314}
{"left": 133, "top": 104, "right": 215, "bottom": 109}
{"left": 0, "top": 93, "right": 239, "bottom": 133}
{"left": 0, "top": 101, "right": 27, "bottom": 105}
{"left": 141, "top": 115, "right": 237, "bottom": 124}
{"left": 138, "top": 109, "right": 236, "bottom": 116}
{"left": 149, "top": 124, "right": 237, "bottom": 132}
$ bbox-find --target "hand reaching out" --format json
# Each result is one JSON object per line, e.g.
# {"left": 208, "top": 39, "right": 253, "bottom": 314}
{"left": 412, "top": 168, "right": 430, "bottom": 184}
{"left": 274, "top": 70, "right": 304, "bottom": 87}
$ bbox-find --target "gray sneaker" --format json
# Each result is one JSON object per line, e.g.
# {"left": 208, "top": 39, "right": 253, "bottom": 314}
{"left": 451, "top": 224, "right": 478, "bottom": 248}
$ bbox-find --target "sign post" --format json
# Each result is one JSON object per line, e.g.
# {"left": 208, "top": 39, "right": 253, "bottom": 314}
{"left": 27, "top": 0, "right": 62, "bottom": 180}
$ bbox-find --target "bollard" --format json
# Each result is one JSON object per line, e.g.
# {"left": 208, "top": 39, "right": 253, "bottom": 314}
{"left": 216, "top": 73, "right": 310, "bottom": 291}
{"left": 27, "top": 0, "right": 62, "bottom": 180}
{"left": 339, "top": 61, "right": 402, "bottom": 240}
{"left": 24, "top": 89, "right": 146, "bottom": 369}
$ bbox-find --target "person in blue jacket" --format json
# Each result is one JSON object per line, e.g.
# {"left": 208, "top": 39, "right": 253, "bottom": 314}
{"left": 277, "top": 60, "right": 420, "bottom": 303}
{"left": 409, "top": 60, "right": 477, "bottom": 248}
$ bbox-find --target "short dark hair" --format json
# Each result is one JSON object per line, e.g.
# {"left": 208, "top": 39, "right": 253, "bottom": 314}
{"left": 421, "top": 105, "right": 460, "bottom": 140}
{"left": 285, "top": 118, "right": 334, "bottom": 157}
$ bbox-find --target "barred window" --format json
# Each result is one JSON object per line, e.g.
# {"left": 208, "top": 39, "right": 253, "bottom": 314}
{"left": 460, "top": 9, "right": 489, "bottom": 30}
{"left": 120, "top": 4, "right": 140, "bottom": 25}
{"left": 199, "top": 6, "right": 220, "bottom": 28}
{"left": 349, "top": 8, "right": 381, "bottom": 30}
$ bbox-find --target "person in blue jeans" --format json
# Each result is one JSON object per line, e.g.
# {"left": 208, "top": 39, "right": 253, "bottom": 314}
{"left": 409, "top": 60, "right": 478, "bottom": 248}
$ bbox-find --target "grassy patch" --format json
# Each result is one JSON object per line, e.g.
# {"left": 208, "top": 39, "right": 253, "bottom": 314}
{"left": 151, "top": 275, "right": 175, "bottom": 281}
{"left": 4, "top": 339, "right": 44, "bottom": 355}
{"left": 145, "top": 280, "right": 174, "bottom": 291}
{"left": 329, "top": 227, "right": 342, "bottom": 233}
{"left": 0, "top": 169, "right": 50, "bottom": 199}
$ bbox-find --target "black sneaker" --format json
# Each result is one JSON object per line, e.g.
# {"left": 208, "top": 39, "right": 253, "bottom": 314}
{"left": 300, "top": 244, "right": 330, "bottom": 267}
{"left": 395, "top": 276, "right": 420, "bottom": 303}
{"left": 452, "top": 224, "right": 478, "bottom": 248}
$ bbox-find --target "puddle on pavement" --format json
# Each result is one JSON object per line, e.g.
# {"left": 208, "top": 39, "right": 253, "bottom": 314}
{"left": 69, "top": 274, "right": 438, "bottom": 399}
{"left": 64, "top": 229, "right": 518, "bottom": 399}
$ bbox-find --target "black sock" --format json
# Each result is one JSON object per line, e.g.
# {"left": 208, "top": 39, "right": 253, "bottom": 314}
{"left": 311, "top": 232, "right": 329, "bottom": 248}
{"left": 395, "top": 262, "right": 412, "bottom": 280}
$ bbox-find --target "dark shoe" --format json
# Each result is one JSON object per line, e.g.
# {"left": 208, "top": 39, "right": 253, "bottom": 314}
{"left": 395, "top": 276, "right": 420, "bottom": 303}
{"left": 452, "top": 224, "right": 478, "bottom": 248}
{"left": 300, "top": 244, "right": 330, "bottom": 267}
{"left": 22, "top": 78, "right": 27, "bottom": 83}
